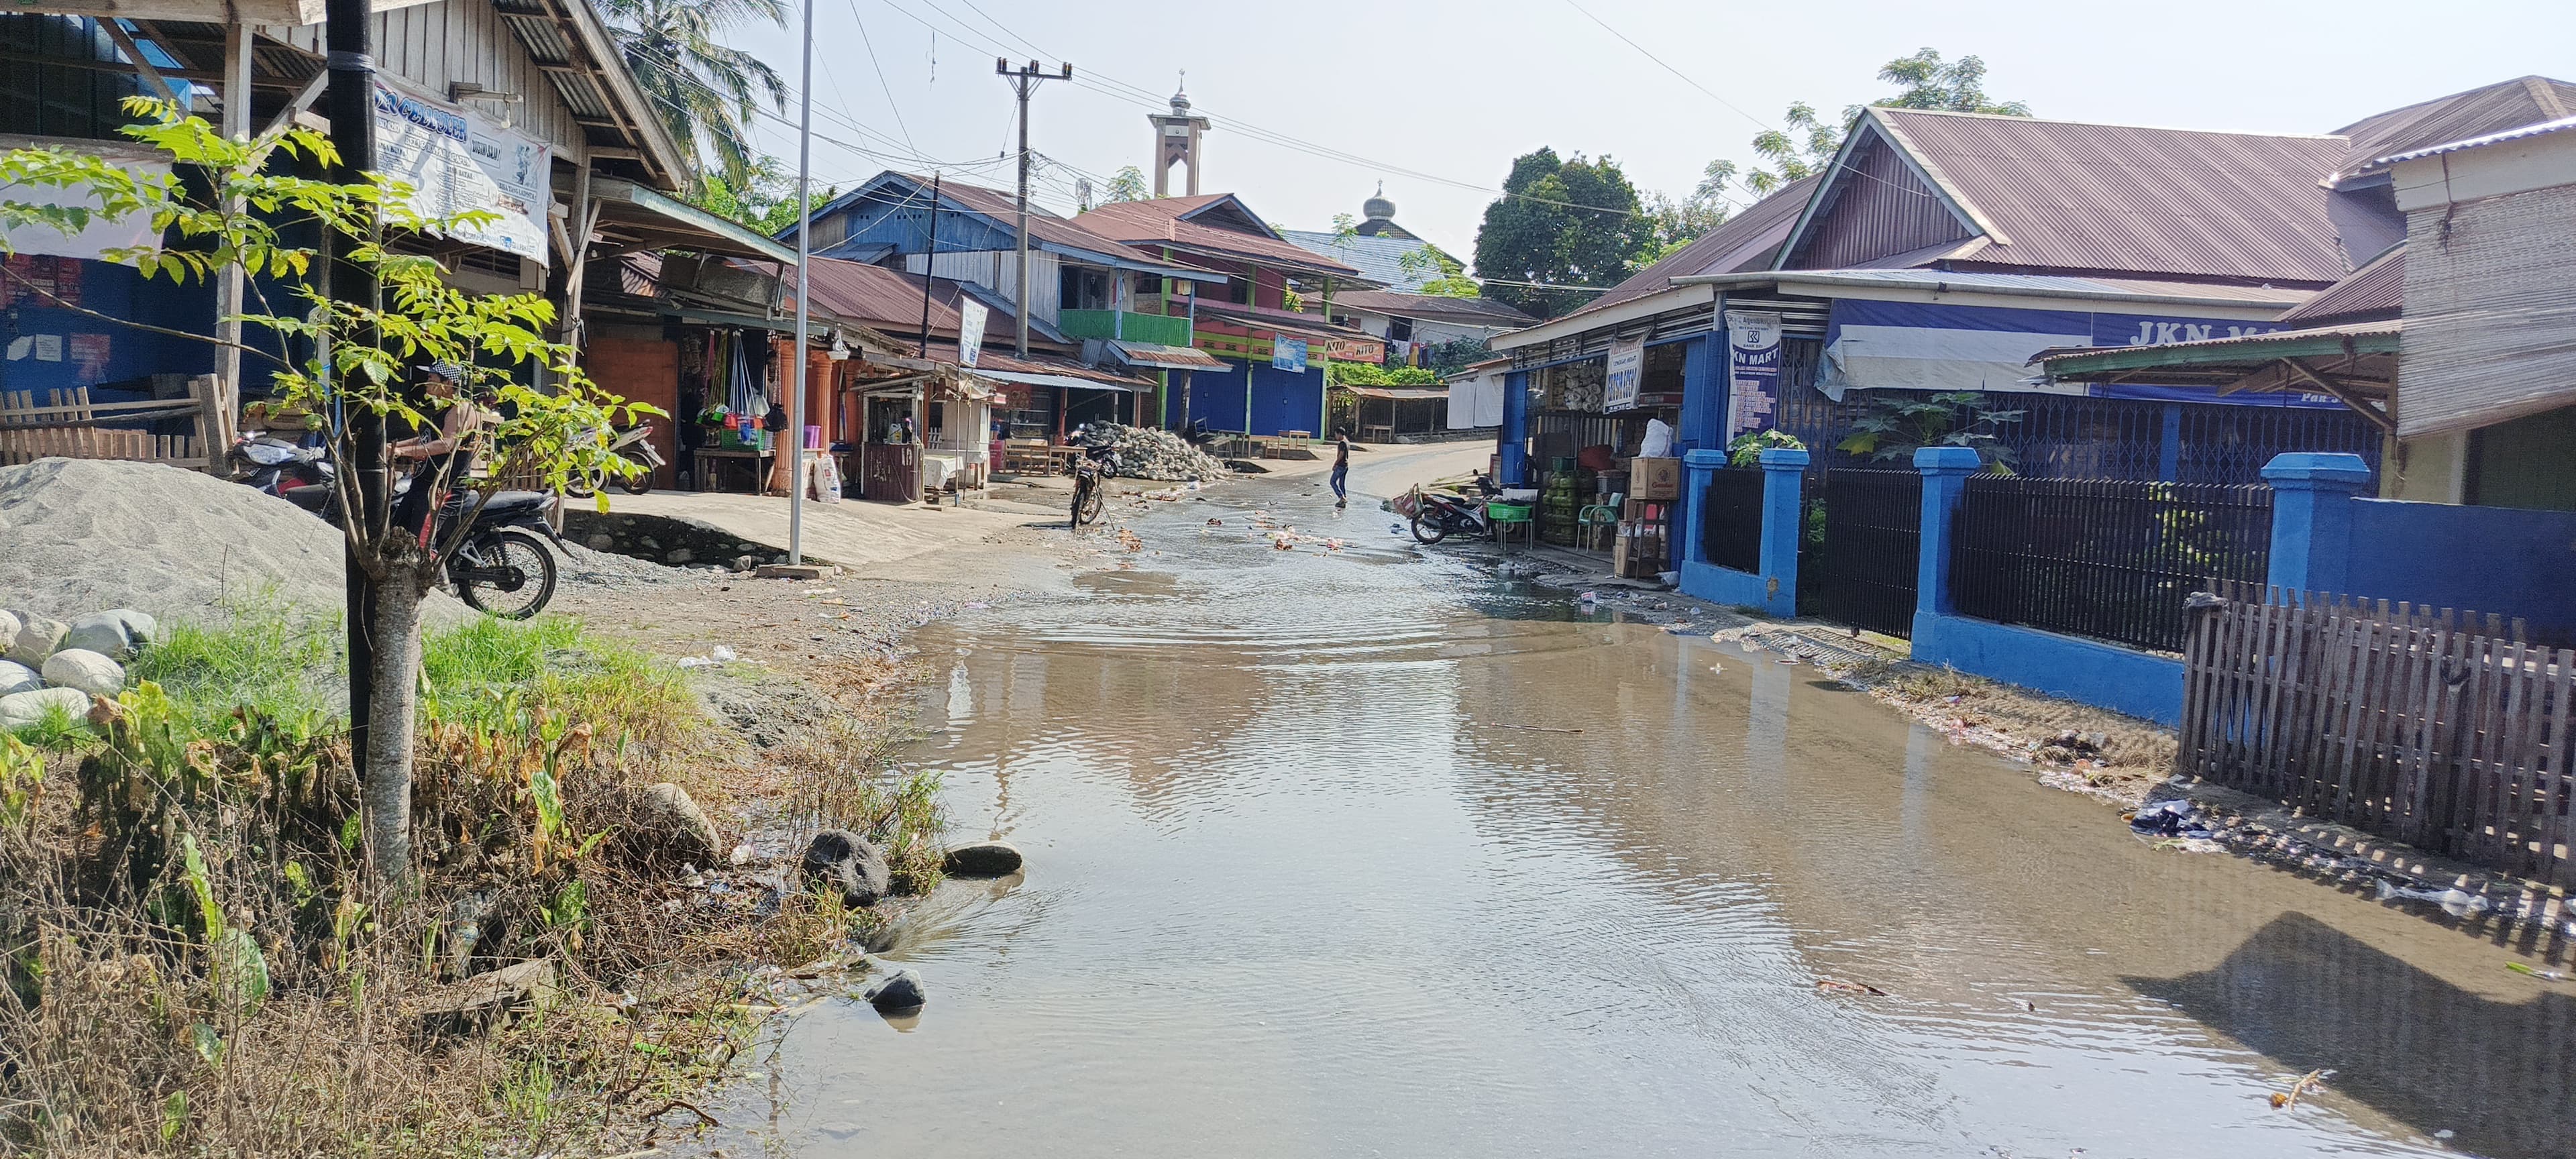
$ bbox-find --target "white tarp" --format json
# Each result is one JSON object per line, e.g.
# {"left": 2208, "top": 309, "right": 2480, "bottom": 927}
{"left": 1447, "top": 371, "right": 1505, "bottom": 429}
{"left": 0, "top": 159, "right": 172, "bottom": 263}
{"left": 374, "top": 78, "right": 552, "bottom": 266}
{"left": 1821, "top": 323, "right": 2091, "bottom": 400}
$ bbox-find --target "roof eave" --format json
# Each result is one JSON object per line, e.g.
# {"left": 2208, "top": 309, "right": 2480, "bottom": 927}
{"left": 1487, "top": 282, "right": 1713, "bottom": 351}
{"left": 1674, "top": 270, "right": 2310, "bottom": 311}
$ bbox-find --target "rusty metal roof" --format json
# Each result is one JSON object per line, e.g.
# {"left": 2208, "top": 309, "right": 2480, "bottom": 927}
{"left": 1324, "top": 290, "right": 1534, "bottom": 327}
{"left": 1073, "top": 195, "right": 1362, "bottom": 279}
{"left": 1541, "top": 176, "right": 1821, "bottom": 325}
{"left": 1858, "top": 107, "right": 2352, "bottom": 285}
{"left": 2331, "top": 76, "right": 2576, "bottom": 184}
{"left": 2275, "top": 245, "right": 2404, "bottom": 325}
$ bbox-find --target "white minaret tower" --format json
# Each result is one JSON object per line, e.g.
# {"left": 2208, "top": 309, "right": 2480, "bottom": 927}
{"left": 1146, "top": 75, "right": 1211, "bottom": 197}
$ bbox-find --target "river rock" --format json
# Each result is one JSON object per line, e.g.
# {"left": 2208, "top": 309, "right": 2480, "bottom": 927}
{"left": 863, "top": 969, "right": 926, "bottom": 1013}
{"left": 802, "top": 829, "right": 890, "bottom": 908}
{"left": 41, "top": 649, "right": 124, "bottom": 697}
{"left": 0, "top": 660, "right": 39, "bottom": 698}
{"left": 7, "top": 616, "right": 66, "bottom": 668}
{"left": 942, "top": 840, "right": 1024, "bottom": 877}
{"left": 637, "top": 781, "right": 720, "bottom": 865}
{"left": 62, "top": 609, "right": 157, "bottom": 659}
{"left": 0, "top": 610, "right": 19, "bottom": 651}
{"left": 0, "top": 686, "right": 92, "bottom": 731}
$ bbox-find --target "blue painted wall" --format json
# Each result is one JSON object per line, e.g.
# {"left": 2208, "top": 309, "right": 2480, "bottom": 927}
{"left": 1178, "top": 359, "right": 1248, "bottom": 432}
{"left": 1247, "top": 363, "right": 1322, "bottom": 437}
{"left": 2340, "top": 499, "right": 2576, "bottom": 641}
{"left": 1911, "top": 613, "right": 2187, "bottom": 725}
{"left": 1, "top": 259, "right": 213, "bottom": 398}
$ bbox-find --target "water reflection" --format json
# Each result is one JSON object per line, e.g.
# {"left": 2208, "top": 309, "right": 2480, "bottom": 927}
{"left": 728, "top": 488, "right": 2567, "bottom": 1158}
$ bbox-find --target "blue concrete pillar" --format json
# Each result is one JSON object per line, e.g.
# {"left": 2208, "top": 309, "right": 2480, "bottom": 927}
{"left": 2261, "top": 451, "right": 2373, "bottom": 597}
{"left": 1681, "top": 449, "right": 1723, "bottom": 565}
{"left": 1913, "top": 446, "right": 1983, "bottom": 624}
{"left": 2157, "top": 403, "right": 2183, "bottom": 482}
{"left": 1756, "top": 446, "right": 1809, "bottom": 614}
{"left": 1498, "top": 370, "right": 1531, "bottom": 485}
{"left": 1676, "top": 331, "right": 1727, "bottom": 456}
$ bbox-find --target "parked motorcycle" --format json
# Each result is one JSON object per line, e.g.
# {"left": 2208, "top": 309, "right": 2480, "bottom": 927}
{"left": 234, "top": 439, "right": 565, "bottom": 618}
{"left": 1408, "top": 474, "right": 1505, "bottom": 545}
{"left": 562, "top": 424, "right": 663, "bottom": 498}
{"left": 1068, "top": 427, "right": 1121, "bottom": 528}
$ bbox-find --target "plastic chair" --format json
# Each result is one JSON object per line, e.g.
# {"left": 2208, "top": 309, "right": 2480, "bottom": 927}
{"left": 1576, "top": 492, "right": 1623, "bottom": 551}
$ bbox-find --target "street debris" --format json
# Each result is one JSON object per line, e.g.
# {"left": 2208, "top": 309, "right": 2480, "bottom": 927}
{"left": 2506, "top": 962, "right": 2569, "bottom": 983}
{"left": 2269, "top": 1068, "right": 2330, "bottom": 1109}
{"left": 676, "top": 644, "right": 740, "bottom": 669}
{"left": 2373, "top": 879, "right": 2494, "bottom": 916}
{"left": 1085, "top": 423, "right": 1232, "bottom": 480}
{"left": 1815, "top": 978, "right": 1888, "bottom": 997}
{"left": 2127, "top": 799, "right": 2214, "bottom": 840}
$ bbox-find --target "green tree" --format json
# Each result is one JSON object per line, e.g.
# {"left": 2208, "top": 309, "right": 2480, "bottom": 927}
{"left": 683, "top": 153, "right": 837, "bottom": 235}
{"left": 599, "top": 0, "right": 789, "bottom": 190}
{"left": 1395, "top": 245, "right": 1480, "bottom": 297}
{"left": 0, "top": 101, "right": 653, "bottom": 888}
{"left": 1103, "top": 165, "right": 1150, "bottom": 203}
{"left": 1641, "top": 158, "right": 1739, "bottom": 259}
{"left": 1743, "top": 49, "right": 2031, "bottom": 196}
{"left": 1746, "top": 103, "right": 1844, "bottom": 195}
{"left": 1470, "top": 148, "right": 1653, "bottom": 319}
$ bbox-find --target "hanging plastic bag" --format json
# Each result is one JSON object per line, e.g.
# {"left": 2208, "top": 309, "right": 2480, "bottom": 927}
{"left": 1639, "top": 418, "right": 1675, "bottom": 459}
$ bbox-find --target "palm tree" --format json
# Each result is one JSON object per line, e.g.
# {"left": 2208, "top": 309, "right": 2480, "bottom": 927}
{"left": 598, "top": 0, "right": 790, "bottom": 190}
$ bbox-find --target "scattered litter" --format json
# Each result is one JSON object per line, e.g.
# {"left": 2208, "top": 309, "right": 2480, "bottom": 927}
{"left": 1577, "top": 591, "right": 1598, "bottom": 604}
{"left": 2269, "top": 1068, "right": 2330, "bottom": 1109}
{"left": 802, "top": 587, "right": 839, "bottom": 596}
{"left": 2374, "top": 879, "right": 2493, "bottom": 915}
{"left": 1709, "top": 665, "right": 1723, "bottom": 674}
{"left": 712, "top": 645, "right": 737, "bottom": 663}
{"left": 963, "top": 602, "right": 989, "bottom": 610}
{"left": 2127, "top": 799, "right": 2214, "bottom": 840}
{"left": 2505, "top": 962, "right": 2569, "bottom": 983}
{"left": 729, "top": 842, "right": 757, "bottom": 867}
{"left": 1815, "top": 978, "right": 1887, "bottom": 997}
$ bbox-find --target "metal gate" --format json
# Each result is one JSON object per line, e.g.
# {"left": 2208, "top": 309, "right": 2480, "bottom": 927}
{"left": 1799, "top": 468, "right": 1923, "bottom": 639}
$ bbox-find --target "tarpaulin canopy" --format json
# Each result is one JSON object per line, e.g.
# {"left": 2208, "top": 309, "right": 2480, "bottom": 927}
{"left": 1343, "top": 386, "right": 1448, "bottom": 400}
{"left": 972, "top": 369, "right": 1140, "bottom": 394}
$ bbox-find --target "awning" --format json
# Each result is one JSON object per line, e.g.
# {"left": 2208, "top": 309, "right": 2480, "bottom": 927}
{"left": 2033, "top": 321, "right": 2401, "bottom": 432}
{"left": 590, "top": 176, "right": 796, "bottom": 264}
{"left": 1343, "top": 386, "right": 1448, "bottom": 400}
{"left": 1109, "top": 341, "right": 1227, "bottom": 370}
{"left": 973, "top": 369, "right": 1141, "bottom": 394}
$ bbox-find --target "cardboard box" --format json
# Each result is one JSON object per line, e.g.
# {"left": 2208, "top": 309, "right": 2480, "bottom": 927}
{"left": 1626, "top": 456, "right": 1681, "bottom": 500}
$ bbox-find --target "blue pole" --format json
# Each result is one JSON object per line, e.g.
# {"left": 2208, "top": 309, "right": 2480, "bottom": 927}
{"left": 1755, "top": 446, "right": 1809, "bottom": 618}
{"left": 1499, "top": 369, "right": 1530, "bottom": 485}
{"left": 1912, "top": 446, "right": 1982, "bottom": 632}
{"left": 2259, "top": 451, "right": 2374, "bottom": 597}
{"left": 1681, "top": 449, "right": 1723, "bottom": 565}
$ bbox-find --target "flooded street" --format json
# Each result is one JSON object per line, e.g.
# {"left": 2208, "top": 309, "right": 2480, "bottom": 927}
{"left": 743, "top": 469, "right": 2574, "bottom": 1158}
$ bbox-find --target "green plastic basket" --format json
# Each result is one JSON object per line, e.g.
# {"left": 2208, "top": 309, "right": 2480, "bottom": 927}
{"left": 1487, "top": 501, "right": 1534, "bottom": 522}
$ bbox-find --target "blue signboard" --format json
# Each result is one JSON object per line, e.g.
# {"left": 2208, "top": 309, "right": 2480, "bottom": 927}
{"left": 1271, "top": 336, "right": 1309, "bottom": 374}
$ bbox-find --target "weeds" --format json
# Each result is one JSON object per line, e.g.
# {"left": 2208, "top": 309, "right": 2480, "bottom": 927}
{"left": 0, "top": 610, "right": 943, "bottom": 1157}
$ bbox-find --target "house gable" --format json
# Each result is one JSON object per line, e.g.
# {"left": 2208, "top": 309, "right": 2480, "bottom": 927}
{"left": 1177, "top": 194, "right": 1282, "bottom": 239}
{"left": 1777, "top": 119, "right": 1981, "bottom": 271}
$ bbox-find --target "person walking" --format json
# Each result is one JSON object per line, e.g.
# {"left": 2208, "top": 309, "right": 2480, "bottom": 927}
{"left": 1329, "top": 426, "right": 1352, "bottom": 508}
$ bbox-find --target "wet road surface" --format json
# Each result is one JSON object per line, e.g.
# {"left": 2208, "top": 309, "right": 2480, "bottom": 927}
{"left": 734, "top": 470, "right": 2575, "bottom": 1158}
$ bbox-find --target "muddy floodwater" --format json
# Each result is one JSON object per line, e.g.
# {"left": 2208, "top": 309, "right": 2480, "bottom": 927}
{"left": 733, "top": 475, "right": 2575, "bottom": 1158}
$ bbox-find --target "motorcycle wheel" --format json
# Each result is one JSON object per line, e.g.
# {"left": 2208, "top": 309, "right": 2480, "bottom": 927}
{"left": 1075, "top": 478, "right": 1107, "bottom": 526}
{"left": 616, "top": 451, "right": 655, "bottom": 496}
{"left": 563, "top": 470, "right": 600, "bottom": 500}
{"left": 453, "top": 529, "right": 558, "bottom": 620}
{"left": 1410, "top": 509, "right": 1449, "bottom": 545}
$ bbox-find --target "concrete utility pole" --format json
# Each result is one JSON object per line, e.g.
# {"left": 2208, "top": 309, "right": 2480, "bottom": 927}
{"left": 324, "top": 0, "right": 381, "bottom": 779}
{"left": 788, "top": 0, "right": 816, "bottom": 565}
{"left": 996, "top": 58, "right": 1071, "bottom": 358}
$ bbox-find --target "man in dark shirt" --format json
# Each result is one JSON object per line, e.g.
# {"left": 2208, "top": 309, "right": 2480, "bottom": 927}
{"left": 1330, "top": 425, "right": 1351, "bottom": 508}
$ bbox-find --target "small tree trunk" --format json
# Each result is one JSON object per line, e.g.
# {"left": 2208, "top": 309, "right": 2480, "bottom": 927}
{"left": 360, "top": 560, "right": 429, "bottom": 890}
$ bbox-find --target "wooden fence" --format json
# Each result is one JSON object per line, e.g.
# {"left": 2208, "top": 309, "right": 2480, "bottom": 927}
{"left": 2180, "top": 581, "right": 2575, "bottom": 885}
{"left": 0, "top": 377, "right": 224, "bottom": 471}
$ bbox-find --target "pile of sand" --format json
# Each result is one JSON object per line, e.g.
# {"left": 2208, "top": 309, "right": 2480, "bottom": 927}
{"left": 0, "top": 457, "right": 466, "bottom": 625}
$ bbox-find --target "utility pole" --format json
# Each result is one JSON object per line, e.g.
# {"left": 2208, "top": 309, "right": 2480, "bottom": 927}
{"left": 918, "top": 172, "right": 938, "bottom": 357}
{"left": 324, "top": 0, "right": 381, "bottom": 781}
{"left": 996, "top": 58, "right": 1070, "bottom": 358}
{"left": 787, "top": 0, "right": 816, "bottom": 565}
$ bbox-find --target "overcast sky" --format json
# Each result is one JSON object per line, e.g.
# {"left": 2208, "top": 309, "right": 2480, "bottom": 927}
{"left": 722, "top": 0, "right": 2576, "bottom": 264}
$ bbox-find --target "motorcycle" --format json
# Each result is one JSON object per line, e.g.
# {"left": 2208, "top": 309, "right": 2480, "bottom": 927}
{"left": 237, "top": 445, "right": 565, "bottom": 618}
{"left": 562, "top": 424, "right": 663, "bottom": 497}
{"left": 229, "top": 434, "right": 329, "bottom": 496}
{"left": 1067, "top": 427, "right": 1121, "bottom": 528}
{"left": 1407, "top": 474, "right": 1505, "bottom": 545}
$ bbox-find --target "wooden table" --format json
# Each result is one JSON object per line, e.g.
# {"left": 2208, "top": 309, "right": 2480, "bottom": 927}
{"left": 693, "top": 448, "right": 772, "bottom": 493}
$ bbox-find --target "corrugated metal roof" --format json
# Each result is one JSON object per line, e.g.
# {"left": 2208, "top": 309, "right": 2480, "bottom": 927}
{"left": 1325, "top": 290, "right": 1534, "bottom": 327}
{"left": 1279, "top": 229, "right": 1446, "bottom": 288}
{"left": 1073, "top": 197, "right": 1361, "bottom": 278}
{"left": 802, "top": 174, "right": 1189, "bottom": 273}
{"left": 2275, "top": 245, "right": 2404, "bottom": 325}
{"left": 2371, "top": 114, "right": 2576, "bottom": 167}
{"left": 2332, "top": 76, "right": 2576, "bottom": 182}
{"left": 1108, "top": 341, "right": 1226, "bottom": 370}
{"left": 1537, "top": 176, "right": 1821, "bottom": 326}
{"left": 1717, "top": 268, "right": 2314, "bottom": 307}
{"left": 1860, "top": 107, "right": 2351, "bottom": 284}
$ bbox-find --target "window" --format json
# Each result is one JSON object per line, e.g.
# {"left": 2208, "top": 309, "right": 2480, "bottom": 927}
{"left": 1389, "top": 317, "right": 1414, "bottom": 342}
{"left": 1228, "top": 278, "right": 1250, "bottom": 306}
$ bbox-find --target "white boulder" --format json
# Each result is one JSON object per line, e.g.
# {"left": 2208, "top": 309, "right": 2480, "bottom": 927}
{"left": 0, "top": 686, "right": 92, "bottom": 732}
{"left": 41, "top": 649, "right": 125, "bottom": 697}
{"left": 0, "top": 660, "right": 38, "bottom": 698}
{"left": 63, "top": 609, "right": 158, "bottom": 659}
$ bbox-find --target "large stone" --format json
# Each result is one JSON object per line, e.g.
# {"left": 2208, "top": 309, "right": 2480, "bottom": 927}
{"left": 942, "top": 840, "right": 1024, "bottom": 877}
{"left": 0, "top": 686, "right": 92, "bottom": 732}
{"left": 863, "top": 968, "right": 926, "bottom": 1013}
{"left": 638, "top": 781, "right": 720, "bottom": 865}
{"left": 62, "top": 609, "right": 157, "bottom": 660}
{"left": 0, "top": 660, "right": 39, "bottom": 698}
{"left": 0, "top": 610, "right": 19, "bottom": 651}
{"left": 41, "top": 649, "right": 124, "bottom": 697}
{"left": 801, "top": 829, "right": 891, "bottom": 908}
{"left": 6, "top": 617, "right": 66, "bottom": 668}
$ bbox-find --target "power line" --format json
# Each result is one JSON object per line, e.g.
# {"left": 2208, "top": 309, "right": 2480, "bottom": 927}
{"left": 845, "top": 0, "right": 917, "bottom": 153}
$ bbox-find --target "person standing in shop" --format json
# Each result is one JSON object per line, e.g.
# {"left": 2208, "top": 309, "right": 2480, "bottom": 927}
{"left": 1330, "top": 425, "right": 1352, "bottom": 508}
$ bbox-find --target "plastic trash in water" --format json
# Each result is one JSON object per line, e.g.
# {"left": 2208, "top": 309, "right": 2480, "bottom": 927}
{"left": 1577, "top": 591, "right": 1599, "bottom": 604}
{"left": 2374, "top": 879, "right": 2493, "bottom": 915}
{"left": 2127, "top": 799, "right": 2214, "bottom": 840}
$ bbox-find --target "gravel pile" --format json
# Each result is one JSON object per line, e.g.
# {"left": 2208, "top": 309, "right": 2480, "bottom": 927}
{"left": 1089, "top": 424, "right": 1231, "bottom": 482}
{"left": 559, "top": 541, "right": 709, "bottom": 592}
{"left": 0, "top": 457, "right": 473, "bottom": 624}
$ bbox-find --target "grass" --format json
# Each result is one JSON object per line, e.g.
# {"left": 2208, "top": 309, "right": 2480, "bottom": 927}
{"left": 0, "top": 607, "right": 945, "bottom": 1157}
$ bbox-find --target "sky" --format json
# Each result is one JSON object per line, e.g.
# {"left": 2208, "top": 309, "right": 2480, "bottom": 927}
{"left": 719, "top": 0, "right": 2576, "bottom": 265}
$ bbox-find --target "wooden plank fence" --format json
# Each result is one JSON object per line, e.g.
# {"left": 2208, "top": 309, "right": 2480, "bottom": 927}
{"left": 0, "top": 378, "right": 223, "bottom": 471}
{"left": 2180, "top": 580, "right": 2575, "bottom": 886}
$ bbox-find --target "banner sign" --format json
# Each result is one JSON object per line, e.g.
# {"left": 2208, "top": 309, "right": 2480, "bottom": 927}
{"left": 374, "top": 79, "right": 553, "bottom": 266}
{"left": 957, "top": 298, "right": 989, "bottom": 368}
{"left": 1272, "top": 336, "right": 1309, "bottom": 374}
{"left": 1724, "top": 309, "right": 1784, "bottom": 436}
{"left": 1603, "top": 334, "right": 1646, "bottom": 412}
{"left": 1820, "top": 299, "right": 2337, "bottom": 407}
{"left": 1325, "top": 336, "right": 1384, "bottom": 364}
